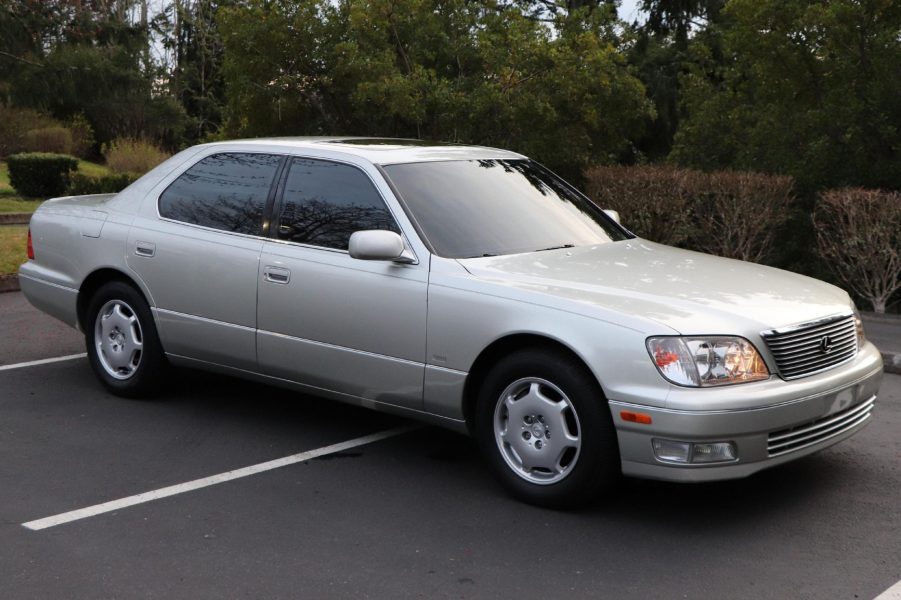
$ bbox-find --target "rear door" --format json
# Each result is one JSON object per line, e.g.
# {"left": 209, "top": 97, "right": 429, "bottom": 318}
{"left": 256, "top": 156, "right": 428, "bottom": 410}
{"left": 127, "top": 152, "right": 283, "bottom": 370}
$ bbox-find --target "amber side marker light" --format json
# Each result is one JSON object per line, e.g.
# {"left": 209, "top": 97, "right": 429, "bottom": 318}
{"left": 620, "top": 410, "right": 652, "bottom": 425}
{"left": 26, "top": 228, "right": 34, "bottom": 260}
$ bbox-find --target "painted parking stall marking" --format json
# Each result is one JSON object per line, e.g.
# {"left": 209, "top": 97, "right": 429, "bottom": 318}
{"left": 22, "top": 424, "right": 420, "bottom": 531}
{"left": 0, "top": 353, "right": 87, "bottom": 372}
{"left": 875, "top": 580, "right": 901, "bottom": 600}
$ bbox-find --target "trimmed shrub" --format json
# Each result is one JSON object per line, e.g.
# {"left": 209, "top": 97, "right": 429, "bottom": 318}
{"left": 7, "top": 153, "right": 79, "bottom": 198}
{"left": 689, "top": 171, "right": 794, "bottom": 263}
{"left": 584, "top": 165, "right": 794, "bottom": 263}
{"left": 584, "top": 166, "right": 695, "bottom": 247}
{"left": 104, "top": 138, "right": 169, "bottom": 174}
{"left": 67, "top": 172, "right": 138, "bottom": 195}
{"left": 813, "top": 188, "right": 901, "bottom": 313}
{"left": 0, "top": 107, "right": 60, "bottom": 158}
{"left": 23, "top": 126, "right": 74, "bottom": 155}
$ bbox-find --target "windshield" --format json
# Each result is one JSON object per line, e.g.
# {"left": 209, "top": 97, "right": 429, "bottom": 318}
{"left": 382, "top": 159, "right": 630, "bottom": 259}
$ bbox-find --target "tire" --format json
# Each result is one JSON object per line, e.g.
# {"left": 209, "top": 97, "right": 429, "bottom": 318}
{"left": 85, "top": 281, "right": 167, "bottom": 398}
{"left": 474, "top": 348, "right": 620, "bottom": 508}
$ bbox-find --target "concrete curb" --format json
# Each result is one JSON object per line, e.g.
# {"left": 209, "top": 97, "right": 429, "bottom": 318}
{"left": 0, "top": 213, "right": 31, "bottom": 225}
{"left": 883, "top": 352, "right": 901, "bottom": 376}
{"left": 0, "top": 274, "right": 19, "bottom": 293}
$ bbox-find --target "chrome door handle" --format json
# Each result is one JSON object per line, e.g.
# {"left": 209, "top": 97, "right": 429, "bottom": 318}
{"left": 135, "top": 241, "right": 156, "bottom": 257}
{"left": 263, "top": 266, "right": 291, "bottom": 284}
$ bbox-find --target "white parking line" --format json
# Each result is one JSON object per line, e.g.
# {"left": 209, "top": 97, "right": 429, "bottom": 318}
{"left": 875, "top": 580, "right": 901, "bottom": 600}
{"left": 22, "top": 424, "right": 420, "bottom": 531}
{"left": 0, "top": 353, "right": 87, "bottom": 372}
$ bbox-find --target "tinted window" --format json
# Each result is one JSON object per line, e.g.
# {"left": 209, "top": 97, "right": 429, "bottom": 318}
{"left": 159, "top": 153, "right": 281, "bottom": 235}
{"left": 276, "top": 158, "right": 399, "bottom": 250}
{"left": 383, "top": 159, "right": 629, "bottom": 258}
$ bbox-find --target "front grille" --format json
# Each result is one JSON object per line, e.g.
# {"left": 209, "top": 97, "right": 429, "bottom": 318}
{"left": 767, "top": 396, "right": 875, "bottom": 456}
{"left": 761, "top": 314, "right": 858, "bottom": 379}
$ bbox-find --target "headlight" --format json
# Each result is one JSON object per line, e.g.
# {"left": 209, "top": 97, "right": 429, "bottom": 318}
{"left": 851, "top": 305, "right": 866, "bottom": 347}
{"left": 647, "top": 336, "right": 769, "bottom": 387}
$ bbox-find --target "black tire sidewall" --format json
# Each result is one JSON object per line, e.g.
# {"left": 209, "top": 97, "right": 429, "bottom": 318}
{"left": 85, "top": 281, "right": 165, "bottom": 398}
{"left": 475, "top": 348, "right": 620, "bottom": 508}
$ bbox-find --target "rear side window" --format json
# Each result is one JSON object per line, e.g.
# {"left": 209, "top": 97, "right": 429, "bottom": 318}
{"left": 159, "top": 153, "right": 282, "bottom": 235}
{"left": 275, "top": 158, "right": 399, "bottom": 250}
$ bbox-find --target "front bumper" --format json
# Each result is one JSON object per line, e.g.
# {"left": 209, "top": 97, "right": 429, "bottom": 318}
{"left": 610, "top": 343, "right": 884, "bottom": 482}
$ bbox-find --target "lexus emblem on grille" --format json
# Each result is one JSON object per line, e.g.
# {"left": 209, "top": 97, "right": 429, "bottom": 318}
{"left": 819, "top": 335, "right": 834, "bottom": 354}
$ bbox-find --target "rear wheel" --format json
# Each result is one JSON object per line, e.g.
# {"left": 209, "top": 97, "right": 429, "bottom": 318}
{"left": 85, "top": 281, "right": 166, "bottom": 398}
{"left": 475, "top": 348, "right": 620, "bottom": 507}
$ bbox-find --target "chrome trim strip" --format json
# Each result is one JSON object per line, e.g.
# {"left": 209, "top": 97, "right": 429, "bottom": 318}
{"left": 768, "top": 396, "right": 875, "bottom": 443}
{"left": 257, "top": 329, "right": 425, "bottom": 368}
{"left": 760, "top": 312, "right": 853, "bottom": 337}
{"left": 152, "top": 307, "right": 255, "bottom": 332}
{"left": 18, "top": 273, "right": 78, "bottom": 293}
{"left": 424, "top": 364, "right": 468, "bottom": 375}
{"left": 767, "top": 399, "right": 874, "bottom": 458}
{"left": 606, "top": 364, "right": 883, "bottom": 416}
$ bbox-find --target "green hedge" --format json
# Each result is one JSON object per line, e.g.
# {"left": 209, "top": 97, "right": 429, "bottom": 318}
{"left": 7, "top": 152, "right": 78, "bottom": 197}
{"left": 67, "top": 171, "right": 139, "bottom": 195}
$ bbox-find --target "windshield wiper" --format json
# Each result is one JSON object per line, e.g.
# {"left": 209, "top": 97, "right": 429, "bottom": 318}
{"left": 534, "top": 244, "right": 575, "bottom": 252}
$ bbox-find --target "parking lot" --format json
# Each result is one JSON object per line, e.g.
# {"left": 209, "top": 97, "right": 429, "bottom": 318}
{"left": 1, "top": 290, "right": 900, "bottom": 599}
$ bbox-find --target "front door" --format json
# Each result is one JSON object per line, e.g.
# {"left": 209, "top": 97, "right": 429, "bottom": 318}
{"left": 256, "top": 157, "right": 428, "bottom": 410}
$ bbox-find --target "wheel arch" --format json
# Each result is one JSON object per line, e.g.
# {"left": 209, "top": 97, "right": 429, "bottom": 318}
{"left": 461, "top": 333, "right": 604, "bottom": 433}
{"left": 77, "top": 268, "right": 153, "bottom": 331}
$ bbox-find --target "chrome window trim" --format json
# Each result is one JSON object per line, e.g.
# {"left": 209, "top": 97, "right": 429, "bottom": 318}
{"left": 152, "top": 149, "right": 421, "bottom": 265}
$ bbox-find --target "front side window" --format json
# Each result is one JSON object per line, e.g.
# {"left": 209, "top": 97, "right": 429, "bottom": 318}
{"left": 276, "top": 158, "right": 399, "bottom": 250}
{"left": 159, "top": 153, "right": 282, "bottom": 235}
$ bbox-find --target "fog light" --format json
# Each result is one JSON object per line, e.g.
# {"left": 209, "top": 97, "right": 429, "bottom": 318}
{"left": 691, "top": 442, "right": 737, "bottom": 463}
{"left": 652, "top": 439, "right": 738, "bottom": 464}
{"left": 652, "top": 439, "right": 691, "bottom": 463}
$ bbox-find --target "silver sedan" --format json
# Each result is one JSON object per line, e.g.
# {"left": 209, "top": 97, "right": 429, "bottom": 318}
{"left": 19, "top": 138, "right": 884, "bottom": 506}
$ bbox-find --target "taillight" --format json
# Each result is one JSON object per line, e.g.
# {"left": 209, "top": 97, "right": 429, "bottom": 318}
{"left": 27, "top": 228, "right": 34, "bottom": 260}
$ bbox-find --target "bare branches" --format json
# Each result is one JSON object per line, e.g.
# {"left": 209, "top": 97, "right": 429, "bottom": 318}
{"left": 814, "top": 188, "right": 901, "bottom": 313}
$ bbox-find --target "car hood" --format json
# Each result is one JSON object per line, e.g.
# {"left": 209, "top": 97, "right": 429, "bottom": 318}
{"left": 456, "top": 239, "right": 852, "bottom": 335}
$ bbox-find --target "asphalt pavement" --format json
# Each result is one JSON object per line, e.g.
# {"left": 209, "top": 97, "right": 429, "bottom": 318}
{"left": 1, "top": 290, "right": 900, "bottom": 599}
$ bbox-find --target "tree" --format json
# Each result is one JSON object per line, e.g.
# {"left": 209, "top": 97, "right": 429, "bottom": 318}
{"left": 218, "top": 0, "right": 653, "bottom": 182}
{"left": 670, "top": 0, "right": 901, "bottom": 193}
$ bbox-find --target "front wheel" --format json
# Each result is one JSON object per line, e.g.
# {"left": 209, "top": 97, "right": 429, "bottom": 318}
{"left": 475, "top": 349, "right": 620, "bottom": 508}
{"left": 85, "top": 281, "right": 167, "bottom": 398}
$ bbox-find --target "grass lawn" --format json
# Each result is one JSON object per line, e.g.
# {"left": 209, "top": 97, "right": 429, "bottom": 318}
{"left": 0, "top": 225, "right": 27, "bottom": 275}
{"left": 0, "top": 160, "right": 112, "bottom": 213}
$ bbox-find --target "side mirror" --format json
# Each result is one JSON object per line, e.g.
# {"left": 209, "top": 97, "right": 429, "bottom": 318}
{"left": 349, "top": 230, "right": 414, "bottom": 263}
{"left": 603, "top": 209, "right": 621, "bottom": 225}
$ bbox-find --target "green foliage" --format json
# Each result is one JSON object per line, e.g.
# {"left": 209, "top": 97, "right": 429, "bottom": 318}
{"left": 218, "top": 0, "right": 653, "bottom": 182}
{"left": 67, "top": 172, "right": 139, "bottom": 195}
{"left": 67, "top": 114, "right": 97, "bottom": 159}
{"left": 1, "top": 2, "right": 192, "bottom": 150}
{"left": 23, "top": 126, "right": 73, "bottom": 154}
{"left": 0, "top": 107, "right": 62, "bottom": 158}
{"left": 7, "top": 153, "right": 79, "bottom": 198}
{"left": 670, "top": 0, "right": 901, "bottom": 193}
{"left": 103, "top": 138, "right": 170, "bottom": 174}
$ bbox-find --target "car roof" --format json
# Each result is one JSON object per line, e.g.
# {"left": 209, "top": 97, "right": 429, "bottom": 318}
{"left": 197, "top": 137, "right": 527, "bottom": 165}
